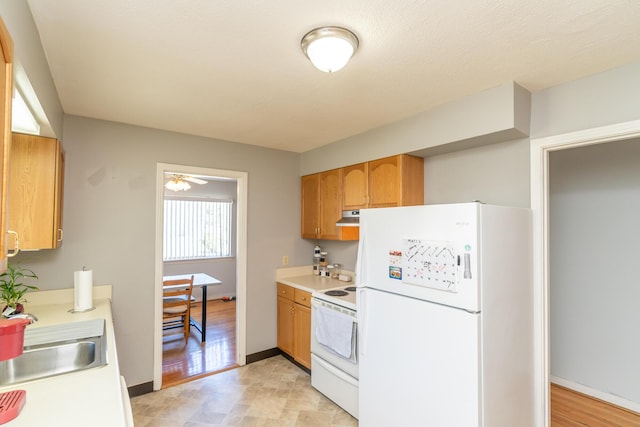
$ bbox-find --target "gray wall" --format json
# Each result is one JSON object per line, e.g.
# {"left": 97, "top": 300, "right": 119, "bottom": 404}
{"left": 549, "top": 139, "right": 640, "bottom": 404}
{"left": 423, "top": 138, "right": 530, "bottom": 207}
{"left": 301, "top": 81, "right": 530, "bottom": 176}
{"left": 14, "top": 115, "right": 308, "bottom": 386}
{"left": 531, "top": 61, "right": 640, "bottom": 138}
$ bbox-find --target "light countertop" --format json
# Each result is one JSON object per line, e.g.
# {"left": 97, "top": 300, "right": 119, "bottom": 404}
{"left": 0, "top": 285, "right": 131, "bottom": 426}
{"left": 276, "top": 266, "right": 354, "bottom": 294}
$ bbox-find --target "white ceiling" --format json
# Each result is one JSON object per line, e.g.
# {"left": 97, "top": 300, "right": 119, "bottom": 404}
{"left": 26, "top": 0, "right": 640, "bottom": 153}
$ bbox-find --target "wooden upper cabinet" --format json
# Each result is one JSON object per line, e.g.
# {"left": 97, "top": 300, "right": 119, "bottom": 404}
{"left": 301, "top": 174, "right": 320, "bottom": 238}
{"left": 302, "top": 154, "right": 423, "bottom": 241}
{"left": 301, "top": 169, "right": 344, "bottom": 240}
{"left": 318, "top": 169, "right": 342, "bottom": 240}
{"left": 368, "top": 154, "right": 424, "bottom": 208}
{"left": 343, "top": 154, "right": 424, "bottom": 209}
{"left": 0, "top": 18, "right": 13, "bottom": 272}
{"left": 9, "top": 133, "right": 65, "bottom": 250}
{"left": 342, "top": 162, "right": 368, "bottom": 210}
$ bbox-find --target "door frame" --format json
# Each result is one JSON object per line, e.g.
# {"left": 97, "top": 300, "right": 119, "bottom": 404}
{"left": 530, "top": 118, "right": 640, "bottom": 426}
{"left": 153, "top": 162, "right": 248, "bottom": 390}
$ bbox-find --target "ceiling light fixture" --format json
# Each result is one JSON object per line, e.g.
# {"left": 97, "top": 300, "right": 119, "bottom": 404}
{"left": 165, "top": 176, "right": 191, "bottom": 192}
{"left": 301, "top": 26, "right": 359, "bottom": 73}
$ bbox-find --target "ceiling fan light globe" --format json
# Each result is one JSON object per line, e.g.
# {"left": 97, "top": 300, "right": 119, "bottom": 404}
{"left": 165, "top": 178, "right": 191, "bottom": 191}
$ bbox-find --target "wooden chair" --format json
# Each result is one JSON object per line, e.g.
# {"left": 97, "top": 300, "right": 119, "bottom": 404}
{"left": 162, "top": 275, "right": 194, "bottom": 340}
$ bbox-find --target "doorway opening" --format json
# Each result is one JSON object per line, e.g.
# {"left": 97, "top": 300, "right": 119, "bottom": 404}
{"left": 530, "top": 119, "right": 640, "bottom": 426}
{"left": 153, "top": 163, "right": 248, "bottom": 390}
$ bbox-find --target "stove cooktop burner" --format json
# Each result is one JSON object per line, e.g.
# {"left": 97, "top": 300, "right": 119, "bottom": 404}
{"left": 325, "top": 290, "right": 349, "bottom": 297}
{"left": 344, "top": 286, "right": 357, "bottom": 292}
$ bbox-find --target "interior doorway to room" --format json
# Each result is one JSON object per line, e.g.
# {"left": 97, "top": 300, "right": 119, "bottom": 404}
{"left": 531, "top": 119, "right": 640, "bottom": 426}
{"left": 153, "top": 163, "right": 248, "bottom": 390}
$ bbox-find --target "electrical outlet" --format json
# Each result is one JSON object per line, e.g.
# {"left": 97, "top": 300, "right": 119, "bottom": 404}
{"left": 282, "top": 255, "right": 289, "bottom": 265}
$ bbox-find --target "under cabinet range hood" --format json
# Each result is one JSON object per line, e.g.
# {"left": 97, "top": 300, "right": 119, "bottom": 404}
{"left": 336, "top": 210, "right": 360, "bottom": 227}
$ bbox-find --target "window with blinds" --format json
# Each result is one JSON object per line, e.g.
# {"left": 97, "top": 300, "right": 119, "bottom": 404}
{"left": 163, "top": 199, "right": 233, "bottom": 261}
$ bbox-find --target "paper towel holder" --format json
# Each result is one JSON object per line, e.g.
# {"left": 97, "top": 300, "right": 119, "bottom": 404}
{"left": 72, "top": 267, "right": 95, "bottom": 313}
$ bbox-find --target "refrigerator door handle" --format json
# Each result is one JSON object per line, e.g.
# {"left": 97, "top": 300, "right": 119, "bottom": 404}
{"left": 357, "top": 288, "right": 367, "bottom": 356}
{"left": 355, "top": 231, "right": 365, "bottom": 285}
{"left": 463, "top": 253, "right": 472, "bottom": 279}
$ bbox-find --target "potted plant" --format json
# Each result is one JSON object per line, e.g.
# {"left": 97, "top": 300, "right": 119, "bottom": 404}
{"left": 0, "top": 263, "right": 38, "bottom": 317}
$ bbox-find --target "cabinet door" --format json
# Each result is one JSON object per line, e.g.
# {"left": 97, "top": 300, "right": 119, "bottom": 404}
{"left": 398, "top": 154, "right": 424, "bottom": 207}
{"left": 318, "top": 169, "right": 342, "bottom": 240}
{"left": 301, "top": 174, "right": 320, "bottom": 238}
{"left": 342, "top": 162, "right": 368, "bottom": 209}
{"left": 368, "top": 155, "right": 400, "bottom": 208}
{"left": 277, "top": 295, "right": 295, "bottom": 356}
{"left": 9, "top": 133, "right": 61, "bottom": 250}
{"left": 294, "top": 303, "right": 311, "bottom": 369}
{"left": 0, "top": 19, "right": 12, "bottom": 272}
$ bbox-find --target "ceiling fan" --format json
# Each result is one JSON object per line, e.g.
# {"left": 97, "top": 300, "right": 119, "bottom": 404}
{"left": 165, "top": 173, "right": 207, "bottom": 191}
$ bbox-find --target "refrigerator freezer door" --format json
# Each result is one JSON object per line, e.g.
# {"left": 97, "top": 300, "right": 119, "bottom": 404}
{"left": 358, "top": 203, "right": 481, "bottom": 311}
{"left": 358, "top": 288, "right": 480, "bottom": 427}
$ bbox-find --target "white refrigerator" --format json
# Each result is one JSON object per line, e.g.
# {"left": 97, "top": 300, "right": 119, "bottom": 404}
{"left": 356, "top": 202, "right": 534, "bottom": 427}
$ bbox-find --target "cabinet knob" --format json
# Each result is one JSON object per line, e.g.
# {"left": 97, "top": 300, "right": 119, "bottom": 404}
{"left": 301, "top": 297, "right": 306, "bottom": 301}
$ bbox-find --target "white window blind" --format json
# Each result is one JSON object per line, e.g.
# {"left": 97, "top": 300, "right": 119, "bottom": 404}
{"left": 163, "top": 199, "right": 233, "bottom": 261}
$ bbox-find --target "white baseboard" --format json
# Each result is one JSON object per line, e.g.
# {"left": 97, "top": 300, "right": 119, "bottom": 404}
{"left": 551, "top": 375, "right": 640, "bottom": 414}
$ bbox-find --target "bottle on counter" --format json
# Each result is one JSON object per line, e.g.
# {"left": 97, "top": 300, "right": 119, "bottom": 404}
{"left": 330, "top": 264, "right": 342, "bottom": 279}
{"left": 313, "top": 245, "right": 322, "bottom": 275}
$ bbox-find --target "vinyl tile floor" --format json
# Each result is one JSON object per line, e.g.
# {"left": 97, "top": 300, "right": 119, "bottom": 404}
{"left": 131, "top": 355, "right": 358, "bottom": 427}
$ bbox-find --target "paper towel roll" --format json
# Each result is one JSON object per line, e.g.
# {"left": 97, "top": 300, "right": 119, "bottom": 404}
{"left": 74, "top": 269, "right": 93, "bottom": 311}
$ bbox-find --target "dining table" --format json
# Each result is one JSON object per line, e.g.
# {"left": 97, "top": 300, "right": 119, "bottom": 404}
{"left": 163, "top": 273, "right": 222, "bottom": 342}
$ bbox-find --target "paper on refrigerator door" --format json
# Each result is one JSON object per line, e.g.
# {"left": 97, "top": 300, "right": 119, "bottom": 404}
{"left": 403, "top": 239, "right": 459, "bottom": 292}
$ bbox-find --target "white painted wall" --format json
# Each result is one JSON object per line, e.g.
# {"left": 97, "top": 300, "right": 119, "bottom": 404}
{"left": 549, "top": 139, "right": 640, "bottom": 404}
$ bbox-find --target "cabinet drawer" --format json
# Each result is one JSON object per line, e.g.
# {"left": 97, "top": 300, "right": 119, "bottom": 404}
{"left": 294, "top": 289, "right": 312, "bottom": 307}
{"left": 277, "top": 283, "right": 294, "bottom": 300}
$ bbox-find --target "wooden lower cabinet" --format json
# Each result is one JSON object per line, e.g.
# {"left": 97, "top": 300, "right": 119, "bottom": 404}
{"left": 293, "top": 304, "right": 311, "bottom": 368}
{"left": 276, "top": 283, "right": 311, "bottom": 369}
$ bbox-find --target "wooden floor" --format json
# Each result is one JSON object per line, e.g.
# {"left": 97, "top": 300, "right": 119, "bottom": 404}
{"left": 551, "top": 383, "right": 640, "bottom": 426}
{"left": 162, "top": 299, "right": 237, "bottom": 388}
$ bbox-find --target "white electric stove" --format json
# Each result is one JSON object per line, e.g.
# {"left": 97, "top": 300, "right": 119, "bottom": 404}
{"left": 311, "top": 285, "right": 357, "bottom": 310}
{"left": 310, "top": 284, "right": 359, "bottom": 418}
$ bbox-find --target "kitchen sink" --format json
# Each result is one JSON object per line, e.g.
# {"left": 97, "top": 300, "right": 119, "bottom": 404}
{"left": 0, "top": 319, "right": 107, "bottom": 386}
